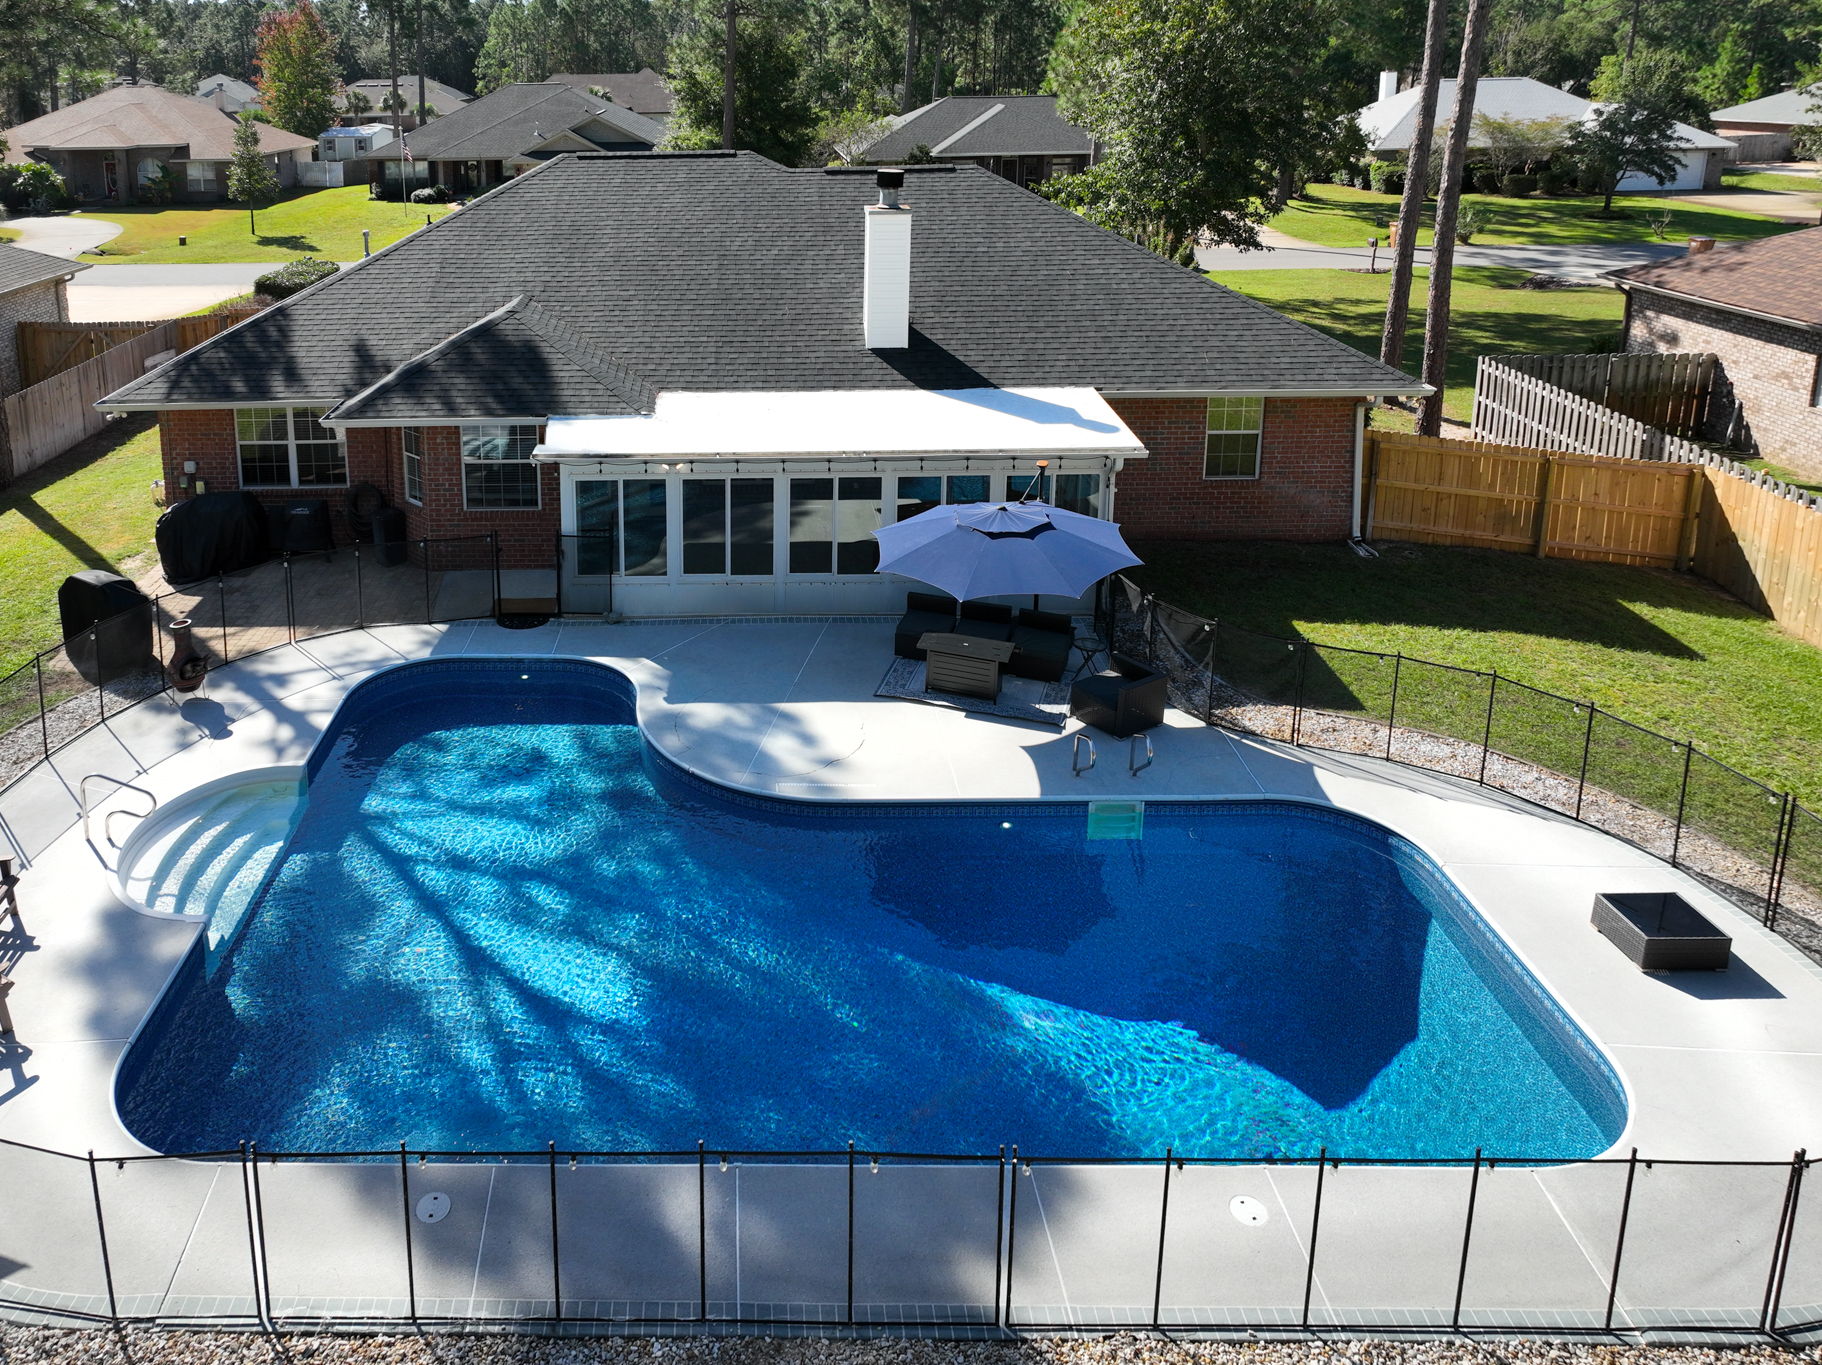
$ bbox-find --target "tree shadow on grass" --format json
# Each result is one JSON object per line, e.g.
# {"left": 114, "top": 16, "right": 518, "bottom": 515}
{"left": 255, "top": 235, "right": 318, "bottom": 253}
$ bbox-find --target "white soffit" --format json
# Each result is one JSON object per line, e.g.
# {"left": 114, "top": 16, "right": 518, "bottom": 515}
{"left": 534, "top": 387, "right": 1147, "bottom": 458}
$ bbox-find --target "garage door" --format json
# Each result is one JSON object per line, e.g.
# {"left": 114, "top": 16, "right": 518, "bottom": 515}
{"left": 1618, "top": 150, "right": 1704, "bottom": 193}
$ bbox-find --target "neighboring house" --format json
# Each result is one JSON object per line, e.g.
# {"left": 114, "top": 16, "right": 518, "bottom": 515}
{"left": 341, "top": 75, "right": 473, "bottom": 130}
{"left": 195, "top": 74, "right": 259, "bottom": 115}
{"left": 318, "top": 123, "right": 397, "bottom": 162}
{"left": 3, "top": 85, "right": 314, "bottom": 204}
{"left": 0, "top": 246, "right": 86, "bottom": 395}
{"left": 860, "top": 95, "right": 1096, "bottom": 190}
{"left": 1610, "top": 228, "right": 1822, "bottom": 478}
{"left": 365, "top": 83, "right": 663, "bottom": 197}
{"left": 1710, "top": 88, "right": 1820, "bottom": 162}
{"left": 100, "top": 152, "right": 1423, "bottom": 616}
{"left": 1359, "top": 76, "right": 1735, "bottom": 192}
{"left": 546, "top": 70, "right": 675, "bottom": 129}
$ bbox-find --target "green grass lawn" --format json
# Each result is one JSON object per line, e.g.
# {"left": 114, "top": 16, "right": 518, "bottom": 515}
{"left": 1134, "top": 539, "right": 1822, "bottom": 807}
{"left": 1270, "top": 183, "right": 1801, "bottom": 249}
{"left": 78, "top": 186, "right": 455, "bottom": 265}
{"left": 1722, "top": 169, "right": 1822, "bottom": 194}
{"left": 0, "top": 418, "right": 162, "bottom": 679}
{"left": 1206, "top": 266, "right": 1623, "bottom": 423}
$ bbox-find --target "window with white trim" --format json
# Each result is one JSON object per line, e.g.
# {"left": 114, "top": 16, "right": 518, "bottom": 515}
{"left": 401, "top": 427, "right": 424, "bottom": 504}
{"left": 185, "top": 161, "right": 215, "bottom": 193}
{"left": 235, "top": 407, "right": 347, "bottom": 488}
{"left": 1204, "top": 396, "right": 1264, "bottom": 479}
{"left": 461, "top": 424, "right": 541, "bottom": 510}
{"left": 1811, "top": 356, "right": 1821, "bottom": 408}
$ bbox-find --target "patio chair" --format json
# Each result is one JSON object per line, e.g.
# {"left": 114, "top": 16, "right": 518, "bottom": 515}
{"left": 1070, "top": 654, "right": 1167, "bottom": 738}
{"left": 954, "top": 600, "right": 1013, "bottom": 643}
{"left": 894, "top": 591, "right": 959, "bottom": 659}
{"left": 1007, "top": 608, "right": 1074, "bottom": 682}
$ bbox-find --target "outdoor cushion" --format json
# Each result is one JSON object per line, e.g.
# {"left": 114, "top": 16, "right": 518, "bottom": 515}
{"left": 1014, "top": 608, "right": 1073, "bottom": 635}
{"left": 1009, "top": 620, "right": 1073, "bottom": 682}
{"left": 954, "top": 617, "right": 1013, "bottom": 643}
{"left": 960, "top": 601, "right": 1014, "bottom": 624}
{"left": 894, "top": 592, "right": 958, "bottom": 659}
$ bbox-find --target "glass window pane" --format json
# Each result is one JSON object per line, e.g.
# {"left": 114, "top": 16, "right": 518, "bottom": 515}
{"left": 896, "top": 475, "right": 940, "bottom": 522}
{"left": 237, "top": 408, "right": 287, "bottom": 443}
{"left": 621, "top": 479, "right": 667, "bottom": 575}
{"left": 1206, "top": 396, "right": 1263, "bottom": 433}
{"left": 836, "top": 477, "right": 881, "bottom": 574}
{"left": 1055, "top": 473, "right": 1101, "bottom": 516}
{"left": 947, "top": 475, "right": 989, "bottom": 504}
{"left": 464, "top": 461, "right": 539, "bottom": 508}
{"left": 1205, "top": 432, "right": 1260, "bottom": 478}
{"left": 402, "top": 428, "right": 423, "bottom": 503}
{"left": 1007, "top": 474, "right": 1039, "bottom": 501}
{"left": 789, "top": 477, "right": 834, "bottom": 574}
{"left": 729, "top": 479, "right": 774, "bottom": 576}
{"left": 574, "top": 480, "right": 618, "bottom": 575}
{"left": 238, "top": 444, "right": 290, "bottom": 486}
{"left": 295, "top": 441, "right": 347, "bottom": 486}
{"left": 681, "top": 479, "right": 727, "bottom": 575}
{"left": 461, "top": 426, "right": 510, "bottom": 460}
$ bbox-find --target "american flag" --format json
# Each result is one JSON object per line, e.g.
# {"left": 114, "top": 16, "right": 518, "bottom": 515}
{"left": 402, "top": 133, "right": 413, "bottom": 163}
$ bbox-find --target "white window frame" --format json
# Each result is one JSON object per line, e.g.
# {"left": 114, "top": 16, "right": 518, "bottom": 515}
{"left": 234, "top": 406, "right": 348, "bottom": 489}
{"left": 460, "top": 423, "right": 542, "bottom": 511}
{"left": 1204, "top": 396, "right": 1264, "bottom": 480}
{"left": 185, "top": 161, "right": 215, "bottom": 193}
{"left": 401, "top": 426, "right": 424, "bottom": 505}
{"left": 1811, "top": 356, "right": 1822, "bottom": 409}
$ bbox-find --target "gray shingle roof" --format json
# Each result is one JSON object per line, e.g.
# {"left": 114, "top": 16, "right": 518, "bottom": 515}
{"left": 0, "top": 244, "right": 87, "bottom": 296}
{"left": 546, "top": 70, "right": 675, "bottom": 118}
{"left": 1711, "top": 87, "right": 1820, "bottom": 126}
{"left": 369, "top": 83, "right": 661, "bottom": 162}
{"left": 101, "top": 151, "right": 1422, "bottom": 416}
{"left": 344, "top": 75, "right": 472, "bottom": 116}
{"left": 864, "top": 95, "right": 1094, "bottom": 162}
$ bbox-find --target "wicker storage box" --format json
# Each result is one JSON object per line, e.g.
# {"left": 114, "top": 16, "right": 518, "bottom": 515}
{"left": 1592, "top": 891, "right": 1731, "bottom": 971}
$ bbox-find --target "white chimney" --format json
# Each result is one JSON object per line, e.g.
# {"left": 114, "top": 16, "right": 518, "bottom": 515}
{"left": 1378, "top": 70, "right": 1399, "bottom": 101}
{"left": 863, "top": 169, "right": 911, "bottom": 350}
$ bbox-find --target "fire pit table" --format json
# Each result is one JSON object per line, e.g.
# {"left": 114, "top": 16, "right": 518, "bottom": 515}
{"left": 1592, "top": 891, "right": 1731, "bottom": 971}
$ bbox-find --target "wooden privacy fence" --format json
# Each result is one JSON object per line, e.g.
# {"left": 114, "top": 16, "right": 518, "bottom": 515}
{"left": 1487, "top": 351, "right": 1715, "bottom": 436}
{"left": 2, "top": 320, "right": 177, "bottom": 480}
{"left": 1474, "top": 356, "right": 1714, "bottom": 459}
{"left": 17, "top": 307, "right": 261, "bottom": 385}
{"left": 1364, "top": 431, "right": 1702, "bottom": 569}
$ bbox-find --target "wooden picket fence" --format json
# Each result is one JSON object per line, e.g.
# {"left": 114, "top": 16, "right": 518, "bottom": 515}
{"left": 1364, "top": 431, "right": 1702, "bottom": 569}
{"left": 2, "top": 321, "right": 178, "bottom": 479}
{"left": 1487, "top": 351, "right": 1715, "bottom": 435}
{"left": 16, "top": 306, "right": 262, "bottom": 385}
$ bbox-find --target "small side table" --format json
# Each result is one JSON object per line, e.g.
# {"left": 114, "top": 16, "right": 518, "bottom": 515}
{"left": 919, "top": 632, "right": 1015, "bottom": 700}
{"left": 1592, "top": 891, "right": 1731, "bottom": 971}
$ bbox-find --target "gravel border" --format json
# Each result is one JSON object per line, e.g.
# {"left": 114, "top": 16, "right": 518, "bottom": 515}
{"left": 5, "top": 1328, "right": 1822, "bottom": 1365}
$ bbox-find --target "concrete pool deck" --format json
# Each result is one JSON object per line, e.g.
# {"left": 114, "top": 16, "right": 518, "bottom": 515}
{"left": 4, "top": 618, "right": 1822, "bottom": 1336}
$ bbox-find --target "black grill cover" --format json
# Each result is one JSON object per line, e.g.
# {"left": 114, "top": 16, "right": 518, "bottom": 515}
{"left": 264, "top": 499, "right": 335, "bottom": 555}
{"left": 155, "top": 493, "right": 271, "bottom": 586}
{"left": 57, "top": 570, "right": 155, "bottom": 684}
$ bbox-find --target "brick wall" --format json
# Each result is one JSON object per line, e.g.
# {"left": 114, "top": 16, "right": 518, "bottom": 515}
{"left": 1626, "top": 293, "right": 1822, "bottom": 480}
{"left": 157, "top": 413, "right": 559, "bottom": 568}
{"left": 0, "top": 279, "right": 70, "bottom": 395}
{"left": 1107, "top": 395, "right": 1360, "bottom": 541}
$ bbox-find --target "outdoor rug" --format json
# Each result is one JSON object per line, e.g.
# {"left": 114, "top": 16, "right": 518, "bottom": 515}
{"left": 876, "top": 656, "right": 1072, "bottom": 728}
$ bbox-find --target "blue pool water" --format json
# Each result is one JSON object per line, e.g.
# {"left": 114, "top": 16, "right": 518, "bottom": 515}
{"left": 117, "top": 659, "right": 1626, "bottom": 1158}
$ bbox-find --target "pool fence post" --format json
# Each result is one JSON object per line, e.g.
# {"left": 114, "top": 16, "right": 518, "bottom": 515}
{"left": 1574, "top": 704, "right": 1596, "bottom": 821}
{"left": 1151, "top": 1147, "right": 1173, "bottom": 1329}
{"left": 1670, "top": 741, "right": 1694, "bottom": 866}
{"left": 1004, "top": 1146, "right": 1020, "bottom": 1328}
{"left": 421, "top": 542, "right": 432, "bottom": 625}
{"left": 697, "top": 1140, "right": 707, "bottom": 1322}
{"left": 491, "top": 533, "right": 502, "bottom": 615}
{"left": 1291, "top": 642, "right": 1309, "bottom": 746}
{"left": 32, "top": 655, "right": 47, "bottom": 758}
{"left": 1301, "top": 1149, "right": 1327, "bottom": 1332}
{"left": 282, "top": 553, "right": 295, "bottom": 643}
{"left": 399, "top": 1141, "right": 418, "bottom": 1324}
{"left": 548, "top": 1141, "right": 562, "bottom": 1322}
{"left": 846, "top": 1141, "right": 855, "bottom": 1326}
{"left": 1145, "top": 598, "right": 1158, "bottom": 665}
{"left": 217, "top": 574, "right": 229, "bottom": 664}
{"left": 354, "top": 545, "right": 365, "bottom": 630}
{"left": 991, "top": 1147, "right": 1005, "bottom": 1328}
{"left": 250, "top": 1143, "right": 272, "bottom": 1324}
{"left": 1603, "top": 1148, "right": 1639, "bottom": 1332}
{"left": 1203, "top": 626, "right": 1218, "bottom": 726}
{"left": 238, "top": 1142, "right": 264, "bottom": 1327}
{"left": 1478, "top": 672, "right": 1497, "bottom": 786}
{"left": 1762, "top": 1149, "right": 1807, "bottom": 1333}
{"left": 85, "top": 1150, "right": 118, "bottom": 1322}
{"left": 1384, "top": 654, "right": 1402, "bottom": 760}
{"left": 1451, "top": 1149, "right": 1483, "bottom": 1330}
{"left": 94, "top": 632, "right": 108, "bottom": 722}
{"left": 1767, "top": 794, "right": 1795, "bottom": 928}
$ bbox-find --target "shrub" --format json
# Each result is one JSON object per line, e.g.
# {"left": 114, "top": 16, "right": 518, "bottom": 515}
{"left": 1453, "top": 202, "right": 1490, "bottom": 243}
{"left": 253, "top": 256, "right": 339, "bottom": 299}
{"left": 4, "top": 161, "right": 72, "bottom": 212}
{"left": 1501, "top": 173, "right": 1538, "bottom": 197}
{"left": 1474, "top": 169, "right": 1502, "bottom": 195}
{"left": 1537, "top": 167, "right": 1566, "bottom": 196}
{"left": 409, "top": 184, "right": 452, "bottom": 204}
{"left": 1366, "top": 158, "right": 1405, "bottom": 194}
{"left": 1793, "top": 125, "right": 1822, "bottom": 161}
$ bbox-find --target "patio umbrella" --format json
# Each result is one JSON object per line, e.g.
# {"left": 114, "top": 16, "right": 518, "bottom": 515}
{"left": 872, "top": 501, "right": 1142, "bottom": 601}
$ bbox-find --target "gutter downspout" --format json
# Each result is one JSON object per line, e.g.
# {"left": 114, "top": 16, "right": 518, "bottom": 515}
{"left": 1350, "top": 400, "right": 1368, "bottom": 540}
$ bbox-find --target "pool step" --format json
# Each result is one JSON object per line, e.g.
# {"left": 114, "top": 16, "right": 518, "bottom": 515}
{"left": 1086, "top": 800, "right": 1145, "bottom": 839}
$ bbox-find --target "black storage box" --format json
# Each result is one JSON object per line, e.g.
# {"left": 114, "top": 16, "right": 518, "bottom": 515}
{"left": 265, "top": 499, "right": 335, "bottom": 555}
{"left": 371, "top": 506, "right": 407, "bottom": 567}
{"left": 154, "top": 492, "right": 271, "bottom": 586}
{"left": 57, "top": 570, "right": 156, "bottom": 684}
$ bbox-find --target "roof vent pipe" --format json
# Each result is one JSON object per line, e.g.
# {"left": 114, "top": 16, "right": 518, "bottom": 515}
{"left": 1378, "top": 70, "right": 1398, "bottom": 101}
{"left": 864, "top": 169, "right": 912, "bottom": 349}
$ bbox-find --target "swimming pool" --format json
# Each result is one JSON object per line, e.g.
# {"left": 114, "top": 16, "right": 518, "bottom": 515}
{"left": 116, "top": 658, "right": 1626, "bottom": 1159}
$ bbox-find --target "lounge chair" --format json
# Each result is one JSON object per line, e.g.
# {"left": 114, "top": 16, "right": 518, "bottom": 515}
{"left": 953, "top": 600, "right": 1013, "bottom": 643}
{"left": 894, "top": 591, "right": 959, "bottom": 659}
{"left": 1070, "top": 654, "right": 1167, "bottom": 737}
{"left": 1007, "top": 608, "right": 1074, "bottom": 682}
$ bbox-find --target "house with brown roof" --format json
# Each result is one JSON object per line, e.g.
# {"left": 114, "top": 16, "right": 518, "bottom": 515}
{"left": 1610, "top": 228, "right": 1822, "bottom": 477}
{"left": 3, "top": 84, "right": 315, "bottom": 204}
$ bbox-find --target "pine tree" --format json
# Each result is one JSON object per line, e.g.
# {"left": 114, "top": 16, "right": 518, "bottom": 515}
{"left": 256, "top": 0, "right": 342, "bottom": 138}
{"left": 226, "top": 111, "right": 282, "bottom": 234}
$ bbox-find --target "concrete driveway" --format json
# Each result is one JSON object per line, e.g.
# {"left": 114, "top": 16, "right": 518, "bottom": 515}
{"left": 65, "top": 262, "right": 340, "bottom": 322}
{"left": 3, "top": 211, "right": 122, "bottom": 259}
{"left": 1643, "top": 187, "right": 1822, "bottom": 223}
{"left": 1196, "top": 229, "right": 1687, "bottom": 281}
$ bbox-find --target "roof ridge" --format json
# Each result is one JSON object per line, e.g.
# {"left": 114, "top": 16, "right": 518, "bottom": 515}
{"left": 324, "top": 295, "right": 531, "bottom": 420}
{"left": 512, "top": 298, "right": 657, "bottom": 412}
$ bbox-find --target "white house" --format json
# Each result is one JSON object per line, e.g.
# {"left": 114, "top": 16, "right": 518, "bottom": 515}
{"left": 1358, "top": 76, "right": 1735, "bottom": 193}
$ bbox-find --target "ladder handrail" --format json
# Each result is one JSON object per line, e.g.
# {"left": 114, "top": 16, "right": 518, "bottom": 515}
{"left": 79, "top": 774, "right": 157, "bottom": 849}
{"left": 1130, "top": 732, "right": 1154, "bottom": 777}
{"left": 1072, "top": 733, "right": 1097, "bottom": 777}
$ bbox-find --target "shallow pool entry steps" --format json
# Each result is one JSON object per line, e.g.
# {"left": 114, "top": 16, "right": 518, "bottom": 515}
{"left": 1086, "top": 801, "right": 1144, "bottom": 839}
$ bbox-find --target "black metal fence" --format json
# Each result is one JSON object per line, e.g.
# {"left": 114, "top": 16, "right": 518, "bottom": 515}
{"left": 3, "top": 1136, "right": 1820, "bottom": 1338}
{"left": 1101, "top": 577, "right": 1822, "bottom": 945}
